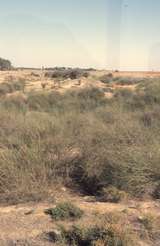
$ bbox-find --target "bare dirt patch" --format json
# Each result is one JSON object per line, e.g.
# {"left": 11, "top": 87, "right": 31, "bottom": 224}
{"left": 0, "top": 189, "right": 159, "bottom": 245}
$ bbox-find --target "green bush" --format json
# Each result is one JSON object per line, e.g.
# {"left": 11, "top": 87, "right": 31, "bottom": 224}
{"left": 45, "top": 202, "right": 84, "bottom": 221}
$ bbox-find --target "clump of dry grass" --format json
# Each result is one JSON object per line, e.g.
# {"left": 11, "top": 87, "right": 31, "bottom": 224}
{"left": 0, "top": 78, "right": 25, "bottom": 96}
{"left": 99, "top": 186, "right": 129, "bottom": 203}
{"left": 138, "top": 213, "right": 160, "bottom": 242}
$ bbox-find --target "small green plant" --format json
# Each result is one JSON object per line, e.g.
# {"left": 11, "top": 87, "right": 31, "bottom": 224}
{"left": 45, "top": 202, "right": 84, "bottom": 221}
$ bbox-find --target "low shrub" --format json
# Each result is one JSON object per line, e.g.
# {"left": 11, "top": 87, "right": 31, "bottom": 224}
{"left": 114, "top": 77, "right": 144, "bottom": 85}
{"left": 45, "top": 202, "right": 84, "bottom": 221}
{"left": 52, "top": 224, "right": 136, "bottom": 246}
{"left": 0, "top": 79, "right": 25, "bottom": 96}
{"left": 138, "top": 214, "right": 155, "bottom": 231}
{"left": 138, "top": 213, "right": 160, "bottom": 241}
{"left": 30, "top": 72, "right": 40, "bottom": 77}
{"left": 27, "top": 87, "right": 106, "bottom": 113}
{"left": 100, "top": 73, "right": 113, "bottom": 83}
{"left": 99, "top": 186, "right": 128, "bottom": 203}
{"left": 27, "top": 91, "right": 61, "bottom": 112}
{"left": 152, "top": 183, "right": 160, "bottom": 199}
{"left": 113, "top": 89, "right": 148, "bottom": 110}
{"left": 2, "top": 93, "right": 27, "bottom": 112}
{"left": 143, "top": 79, "right": 160, "bottom": 104}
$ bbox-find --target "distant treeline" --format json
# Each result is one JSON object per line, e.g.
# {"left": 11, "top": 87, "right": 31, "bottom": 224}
{"left": 45, "top": 67, "right": 96, "bottom": 71}
{"left": 17, "top": 66, "right": 96, "bottom": 71}
{"left": 0, "top": 58, "right": 97, "bottom": 73}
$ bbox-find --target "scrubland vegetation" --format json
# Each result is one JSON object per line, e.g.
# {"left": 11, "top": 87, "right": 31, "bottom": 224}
{"left": 0, "top": 75, "right": 160, "bottom": 203}
{"left": 0, "top": 73, "right": 160, "bottom": 245}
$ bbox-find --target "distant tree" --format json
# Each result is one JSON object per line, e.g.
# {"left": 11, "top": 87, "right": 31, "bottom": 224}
{"left": 0, "top": 58, "right": 12, "bottom": 70}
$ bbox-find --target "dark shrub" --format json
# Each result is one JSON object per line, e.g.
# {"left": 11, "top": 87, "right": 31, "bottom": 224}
{"left": 152, "top": 183, "right": 160, "bottom": 199}
{"left": 61, "top": 226, "right": 86, "bottom": 245}
{"left": 45, "top": 68, "right": 89, "bottom": 80}
{"left": 100, "top": 73, "right": 113, "bottom": 83}
{"left": 55, "top": 224, "right": 136, "bottom": 246}
{"left": 83, "top": 72, "right": 89, "bottom": 78}
{"left": 0, "top": 57, "right": 12, "bottom": 70}
{"left": 69, "top": 69, "right": 81, "bottom": 79}
{"left": 30, "top": 72, "right": 40, "bottom": 77}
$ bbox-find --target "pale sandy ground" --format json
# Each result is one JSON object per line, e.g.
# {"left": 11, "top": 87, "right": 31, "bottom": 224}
{"left": 0, "top": 69, "right": 160, "bottom": 96}
{"left": 93, "top": 70, "right": 160, "bottom": 78}
{"left": 0, "top": 190, "right": 160, "bottom": 245}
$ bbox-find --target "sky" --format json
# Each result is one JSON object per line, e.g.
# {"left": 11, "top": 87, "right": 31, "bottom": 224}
{"left": 0, "top": 0, "right": 160, "bottom": 70}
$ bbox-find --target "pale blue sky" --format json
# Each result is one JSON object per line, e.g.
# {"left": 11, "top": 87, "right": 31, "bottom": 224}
{"left": 0, "top": 0, "right": 160, "bottom": 70}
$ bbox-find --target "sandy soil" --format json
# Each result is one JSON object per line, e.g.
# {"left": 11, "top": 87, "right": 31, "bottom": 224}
{"left": 0, "top": 189, "right": 159, "bottom": 245}
{"left": 0, "top": 69, "right": 160, "bottom": 95}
